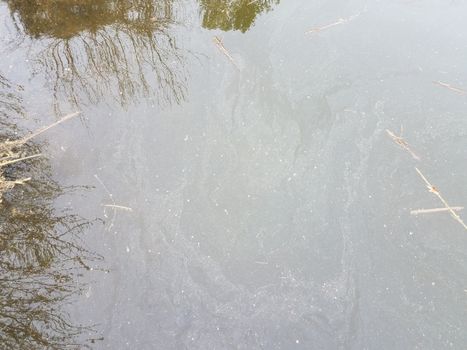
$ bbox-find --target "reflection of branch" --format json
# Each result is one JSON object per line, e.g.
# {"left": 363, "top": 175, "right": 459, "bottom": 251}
{"left": 0, "top": 81, "right": 101, "bottom": 347}
{"left": 0, "top": 146, "right": 101, "bottom": 348}
{"left": 0, "top": 74, "right": 24, "bottom": 119}
{"left": 9, "top": 0, "right": 186, "bottom": 112}
{"left": 415, "top": 167, "right": 467, "bottom": 232}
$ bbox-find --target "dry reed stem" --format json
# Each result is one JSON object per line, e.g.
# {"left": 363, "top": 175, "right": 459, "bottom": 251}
{"left": 0, "top": 153, "right": 42, "bottom": 167}
{"left": 415, "top": 167, "right": 467, "bottom": 232}
{"left": 433, "top": 81, "right": 467, "bottom": 95}
{"left": 213, "top": 36, "right": 240, "bottom": 71}
{"left": 305, "top": 13, "right": 360, "bottom": 34}
{"left": 18, "top": 111, "right": 80, "bottom": 145}
{"left": 386, "top": 129, "right": 420, "bottom": 160}
{"left": 410, "top": 207, "right": 463, "bottom": 215}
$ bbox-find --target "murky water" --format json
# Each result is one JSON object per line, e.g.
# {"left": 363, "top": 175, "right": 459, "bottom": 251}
{"left": 2, "top": 0, "right": 467, "bottom": 348}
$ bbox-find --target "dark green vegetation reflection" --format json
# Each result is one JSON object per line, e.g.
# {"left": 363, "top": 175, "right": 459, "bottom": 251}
{"left": 5, "top": 0, "right": 186, "bottom": 111}
{"left": 199, "top": 0, "right": 279, "bottom": 32}
{"left": 0, "top": 75, "right": 102, "bottom": 349}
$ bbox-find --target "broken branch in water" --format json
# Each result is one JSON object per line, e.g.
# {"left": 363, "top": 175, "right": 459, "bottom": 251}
{"left": 213, "top": 36, "right": 240, "bottom": 70}
{"left": 433, "top": 81, "right": 467, "bottom": 95}
{"left": 415, "top": 167, "right": 467, "bottom": 232}
{"left": 410, "top": 207, "right": 464, "bottom": 215}
{"left": 305, "top": 13, "right": 360, "bottom": 34}
{"left": 386, "top": 129, "right": 420, "bottom": 160}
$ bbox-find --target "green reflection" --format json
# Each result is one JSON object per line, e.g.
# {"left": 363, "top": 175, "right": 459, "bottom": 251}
{"left": 5, "top": 0, "right": 186, "bottom": 111}
{"left": 199, "top": 0, "right": 279, "bottom": 32}
{"left": 0, "top": 75, "right": 102, "bottom": 349}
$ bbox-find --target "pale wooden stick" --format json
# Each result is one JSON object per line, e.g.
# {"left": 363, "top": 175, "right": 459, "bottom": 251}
{"left": 410, "top": 207, "right": 463, "bottom": 215}
{"left": 415, "top": 167, "right": 467, "bottom": 231}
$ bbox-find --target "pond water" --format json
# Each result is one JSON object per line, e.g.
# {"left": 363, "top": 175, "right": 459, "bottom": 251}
{"left": 1, "top": 0, "right": 467, "bottom": 348}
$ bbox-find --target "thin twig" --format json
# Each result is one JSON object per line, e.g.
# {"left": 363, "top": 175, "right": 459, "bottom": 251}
{"left": 386, "top": 129, "right": 420, "bottom": 160}
{"left": 305, "top": 13, "right": 360, "bottom": 34}
{"left": 433, "top": 81, "right": 467, "bottom": 95}
{"left": 94, "top": 174, "right": 117, "bottom": 231}
{"left": 415, "top": 167, "right": 467, "bottom": 231}
{"left": 213, "top": 36, "right": 240, "bottom": 70}
{"left": 410, "top": 207, "right": 463, "bottom": 215}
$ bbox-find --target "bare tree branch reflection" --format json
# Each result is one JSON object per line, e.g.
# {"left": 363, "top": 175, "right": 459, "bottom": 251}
{"left": 199, "top": 0, "right": 280, "bottom": 33}
{"left": 0, "top": 77, "right": 102, "bottom": 349}
{"left": 5, "top": 0, "right": 187, "bottom": 111}
{"left": 0, "top": 74, "right": 23, "bottom": 121}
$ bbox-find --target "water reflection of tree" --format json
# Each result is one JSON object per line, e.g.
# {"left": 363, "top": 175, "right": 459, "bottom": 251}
{"left": 0, "top": 74, "right": 23, "bottom": 122}
{"left": 199, "top": 0, "right": 279, "bottom": 32}
{"left": 0, "top": 78, "right": 101, "bottom": 349}
{"left": 6, "top": 0, "right": 186, "bottom": 110}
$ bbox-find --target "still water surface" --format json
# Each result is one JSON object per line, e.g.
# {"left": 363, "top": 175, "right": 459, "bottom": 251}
{"left": 1, "top": 0, "right": 467, "bottom": 348}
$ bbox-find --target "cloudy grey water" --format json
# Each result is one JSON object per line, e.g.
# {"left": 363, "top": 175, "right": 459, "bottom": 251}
{"left": 1, "top": 0, "right": 467, "bottom": 348}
